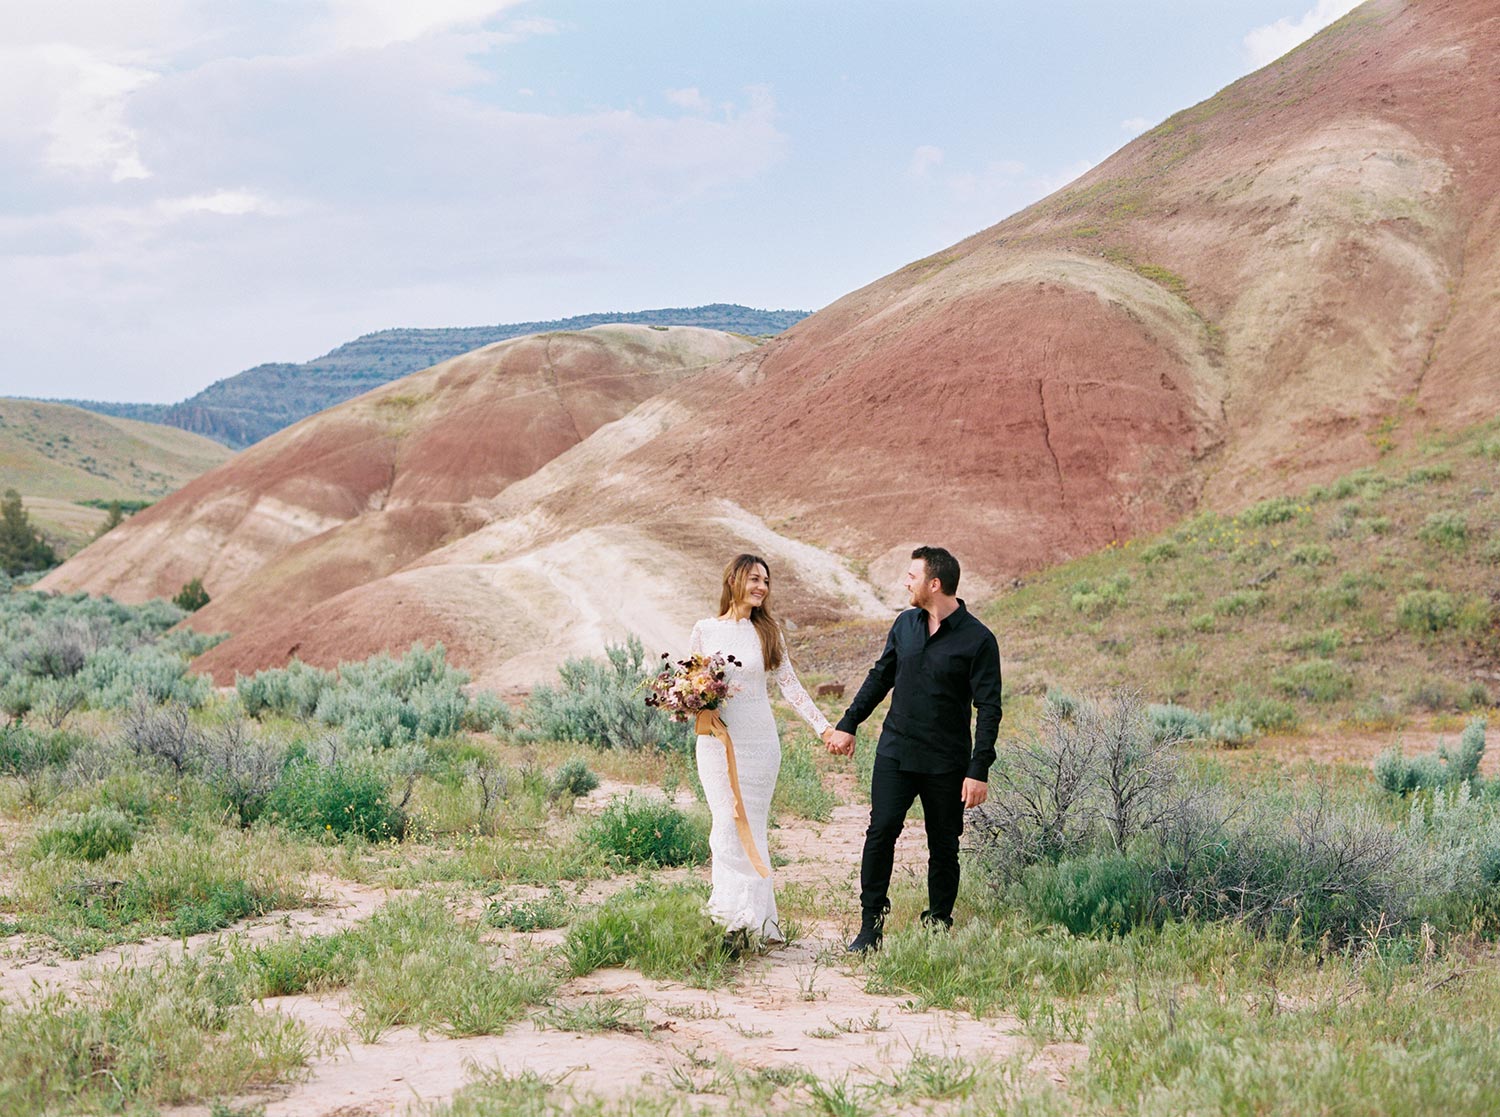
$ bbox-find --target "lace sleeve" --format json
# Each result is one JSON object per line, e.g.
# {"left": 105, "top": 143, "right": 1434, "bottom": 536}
{"left": 689, "top": 620, "right": 704, "bottom": 656}
{"left": 774, "top": 653, "right": 831, "bottom": 735}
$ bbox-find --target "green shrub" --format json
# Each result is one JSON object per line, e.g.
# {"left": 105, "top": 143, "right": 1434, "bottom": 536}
{"left": 1286, "top": 627, "right": 1342, "bottom": 657}
{"left": 171, "top": 577, "right": 210, "bottom": 612}
{"left": 78, "top": 646, "right": 210, "bottom": 708}
{"left": 1330, "top": 468, "right": 1391, "bottom": 499}
{"left": 236, "top": 659, "right": 334, "bottom": 719}
{"left": 32, "top": 806, "right": 137, "bottom": 861}
{"left": 463, "top": 691, "right": 516, "bottom": 736}
{"left": 1044, "top": 689, "right": 1081, "bottom": 719}
{"left": 1149, "top": 703, "right": 1252, "bottom": 747}
{"left": 1020, "top": 852, "right": 1156, "bottom": 937}
{"left": 1406, "top": 464, "right": 1454, "bottom": 484}
{"left": 1139, "top": 541, "right": 1179, "bottom": 564}
{"left": 265, "top": 754, "right": 406, "bottom": 841}
{"left": 1375, "top": 719, "right": 1485, "bottom": 795}
{"left": 1162, "top": 591, "right": 1197, "bottom": 613}
{"left": 1404, "top": 677, "right": 1488, "bottom": 714}
{"left": 1210, "top": 590, "right": 1266, "bottom": 617}
{"left": 1069, "top": 574, "right": 1131, "bottom": 616}
{"left": 238, "top": 645, "right": 477, "bottom": 749}
{"left": 1396, "top": 590, "right": 1458, "bottom": 634}
{"left": 1148, "top": 703, "right": 1212, "bottom": 742}
{"left": 1417, "top": 512, "right": 1468, "bottom": 550}
{"left": 583, "top": 793, "right": 708, "bottom": 867}
{"left": 1271, "top": 659, "right": 1354, "bottom": 703}
{"left": 1289, "top": 543, "right": 1334, "bottom": 566}
{"left": 548, "top": 757, "right": 600, "bottom": 799}
{"left": 1238, "top": 496, "right": 1300, "bottom": 526}
{"left": 1217, "top": 694, "right": 1299, "bottom": 733}
{"left": 523, "top": 635, "right": 691, "bottom": 751}
{"left": 0, "top": 723, "right": 78, "bottom": 776}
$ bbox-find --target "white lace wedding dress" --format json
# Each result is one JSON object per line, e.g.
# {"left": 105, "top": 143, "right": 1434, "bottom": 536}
{"left": 690, "top": 617, "right": 831, "bottom": 939}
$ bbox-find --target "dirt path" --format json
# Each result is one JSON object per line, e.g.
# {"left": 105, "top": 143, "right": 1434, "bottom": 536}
{"left": 138, "top": 778, "right": 1072, "bottom": 1115}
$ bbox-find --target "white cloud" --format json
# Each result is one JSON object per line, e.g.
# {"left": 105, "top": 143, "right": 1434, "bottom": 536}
{"left": 908, "top": 144, "right": 944, "bottom": 179}
{"left": 1244, "top": 0, "right": 1364, "bottom": 68}
{"left": 0, "top": 43, "right": 160, "bottom": 181}
{"left": 665, "top": 87, "right": 711, "bottom": 113}
{"left": 315, "top": 0, "right": 528, "bottom": 52}
{"left": 0, "top": 4, "right": 789, "bottom": 400}
{"left": 1120, "top": 116, "right": 1152, "bottom": 135}
{"left": 155, "top": 190, "right": 288, "bottom": 218}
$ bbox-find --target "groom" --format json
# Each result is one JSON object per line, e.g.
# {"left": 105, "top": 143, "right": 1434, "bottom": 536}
{"left": 826, "top": 546, "right": 1002, "bottom": 952}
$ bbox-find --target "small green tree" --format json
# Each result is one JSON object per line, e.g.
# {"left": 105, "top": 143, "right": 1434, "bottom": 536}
{"left": 0, "top": 489, "right": 59, "bottom": 575}
{"left": 93, "top": 500, "right": 125, "bottom": 539}
{"left": 173, "top": 577, "right": 211, "bottom": 612}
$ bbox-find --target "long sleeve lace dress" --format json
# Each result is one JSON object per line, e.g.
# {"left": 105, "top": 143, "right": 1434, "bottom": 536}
{"left": 690, "top": 617, "right": 830, "bottom": 939}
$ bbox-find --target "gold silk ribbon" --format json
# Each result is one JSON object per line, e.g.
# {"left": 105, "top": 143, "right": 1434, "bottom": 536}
{"left": 695, "top": 708, "right": 771, "bottom": 879}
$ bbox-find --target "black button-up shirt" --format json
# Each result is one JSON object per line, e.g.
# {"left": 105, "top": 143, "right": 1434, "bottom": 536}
{"left": 835, "top": 600, "right": 1002, "bottom": 779}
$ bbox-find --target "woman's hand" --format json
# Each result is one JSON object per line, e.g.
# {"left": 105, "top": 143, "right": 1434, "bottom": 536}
{"left": 823, "top": 727, "right": 855, "bottom": 755}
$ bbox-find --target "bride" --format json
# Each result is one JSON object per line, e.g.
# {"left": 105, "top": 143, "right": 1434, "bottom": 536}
{"left": 690, "top": 553, "right": 833, "bottom": 943}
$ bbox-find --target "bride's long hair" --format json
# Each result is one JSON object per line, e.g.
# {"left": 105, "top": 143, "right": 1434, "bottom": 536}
{"left": 719, "top": 553, "right": 785, "bottom": 671}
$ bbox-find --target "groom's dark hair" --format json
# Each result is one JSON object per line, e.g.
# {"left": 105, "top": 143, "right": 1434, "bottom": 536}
{"left": 912, "top": 546, "right": 960, "bottom": 595}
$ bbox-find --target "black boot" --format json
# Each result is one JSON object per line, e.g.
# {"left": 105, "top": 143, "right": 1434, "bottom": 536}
{"left": 846, "top": 906, "right": 887, "bottom": 954}
{"left": 919, "top": 909, "right": 953, "bottom": 931}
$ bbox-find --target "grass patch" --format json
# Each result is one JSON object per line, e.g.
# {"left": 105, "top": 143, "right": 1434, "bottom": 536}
{"left": 563, "top": 881, "right": 735, "bottom": 987}
{"left": 582, "top": 793, "right": 708, "bottom": 867}
{"left": 233, "top": 895, "right": 560, "bottom": 1042}
{"left": 15, "top": 826, "right": 310, "bottom": 951}
{"left": 0, "top": 952, "right": 311, "bottom": 1114}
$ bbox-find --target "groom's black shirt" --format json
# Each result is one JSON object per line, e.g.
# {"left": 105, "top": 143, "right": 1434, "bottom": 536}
{"left": 835, "top": 600, "right": 1002, "bottom": 780}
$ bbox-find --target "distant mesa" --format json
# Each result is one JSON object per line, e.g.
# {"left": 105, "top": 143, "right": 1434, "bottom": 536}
{"left": 58, "top": 304, "right": 810, "bottom": 450}
{"left": 40, "top": 0, "right": 1500, "bottom": 691}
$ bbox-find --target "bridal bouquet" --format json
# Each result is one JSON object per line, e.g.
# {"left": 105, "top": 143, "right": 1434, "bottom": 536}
{"left": 643, "top": 651, "right": 739, "bottom": 721}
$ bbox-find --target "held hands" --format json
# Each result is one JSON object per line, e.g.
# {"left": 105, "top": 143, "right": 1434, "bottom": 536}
{"left": 823, "top": 728, "right": 856, "bottom": 756}
{"left": 961, "top": 778, "right": 989, "bottom": 809}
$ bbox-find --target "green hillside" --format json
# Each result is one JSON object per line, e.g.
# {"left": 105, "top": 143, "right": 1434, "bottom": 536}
{"left": 984, "top": 422, "right": 1500, "bottom": 731}
{"left": 63, "top": 303, "right": 809, "bottom": 449}
{"left": 0, "top": 398, "right": 232, "bottom": 555}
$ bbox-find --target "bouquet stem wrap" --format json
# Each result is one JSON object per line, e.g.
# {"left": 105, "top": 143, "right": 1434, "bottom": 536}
{"left": 695, "top": 708, "right": 771, "bottom": 879}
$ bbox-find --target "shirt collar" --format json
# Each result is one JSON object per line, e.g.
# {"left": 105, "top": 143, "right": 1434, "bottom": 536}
{"left": 929, "top": 599, "right": 968, "bottom": 631}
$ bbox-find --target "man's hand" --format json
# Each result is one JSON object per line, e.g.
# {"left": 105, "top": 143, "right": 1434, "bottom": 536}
{"left": 961, "top": 778, "right": 988, "bottom": 809}
{"left": 825, "top": 728, "right": 856, "bottom": 756}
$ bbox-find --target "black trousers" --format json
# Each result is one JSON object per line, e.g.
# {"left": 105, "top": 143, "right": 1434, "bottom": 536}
{"left": 859, "top": 754, "right": 967, "bottom": 926}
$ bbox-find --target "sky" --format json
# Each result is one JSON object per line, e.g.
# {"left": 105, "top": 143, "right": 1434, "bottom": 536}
{"left": 0, "top": 0, "right": 1363, "bottom": 404}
